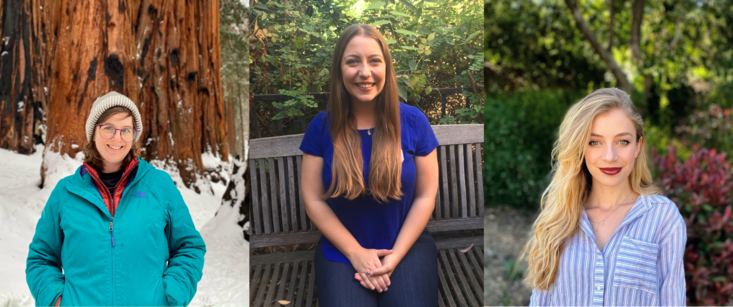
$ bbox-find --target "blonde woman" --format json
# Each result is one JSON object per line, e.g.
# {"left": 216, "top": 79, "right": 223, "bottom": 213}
{"left": 300, "top": 24, "right": 439, "bottom": 306}
{"left": 523, "top": 88, "right": 686, "bottom": 306}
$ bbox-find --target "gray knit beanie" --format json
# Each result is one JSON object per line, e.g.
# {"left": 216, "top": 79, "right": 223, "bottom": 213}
{"left": 85, "top": 91, "right": 143, "bottom": 142}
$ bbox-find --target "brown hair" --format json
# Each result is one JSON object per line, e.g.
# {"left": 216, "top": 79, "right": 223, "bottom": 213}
{"left": 82, "top": 106, "right": 140, "bottom": 171}
{"left": 324, "top": 24, "right": 402, "bottom": 203}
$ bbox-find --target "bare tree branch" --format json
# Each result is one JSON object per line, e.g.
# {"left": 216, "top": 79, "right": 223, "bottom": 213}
{"left": 564, "top": 0, "right": 632, "bottom": 94}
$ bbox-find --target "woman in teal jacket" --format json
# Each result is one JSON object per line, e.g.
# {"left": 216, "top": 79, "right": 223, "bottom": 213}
{"left": 26, "top": 91, "right": 206, "bottom": 306}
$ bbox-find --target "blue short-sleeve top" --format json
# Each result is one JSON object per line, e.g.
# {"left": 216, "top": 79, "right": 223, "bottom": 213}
{"left": 299, "top": 102, "right": 439, "bottom": 264}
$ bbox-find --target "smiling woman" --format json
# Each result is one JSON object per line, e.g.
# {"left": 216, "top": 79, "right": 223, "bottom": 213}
{"left": 25, "top": 91, "right": 206, "bottom": 307}
{"left": 521, "top": 88, "right": 686, "bottom": 306}
{"left": 299, "top": 24, "right": 440, "bottom": 307}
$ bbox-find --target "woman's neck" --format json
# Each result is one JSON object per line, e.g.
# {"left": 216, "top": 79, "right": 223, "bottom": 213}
{"left": 586, "top": 181, "right": 637, "bottom": 210}
{"left": 102, "top": 161, "right": 123, "bottom": 174}
{"left": 351, "top": 101, "right": 377, "bottom": 129}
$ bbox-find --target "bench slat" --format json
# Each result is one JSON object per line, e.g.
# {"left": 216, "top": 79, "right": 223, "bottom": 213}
{"left": 259, "top": 158, "right": 273, "bottom": 234}
{"left": 439, "top": 146, "right": 450, "bottom": 219}
{"left": 437, "top": 256, "right": 458, "bottom": 307}
{"left": 249, "top": 124, "right": 484, "bottom": 159}
{"left": 438, "top": 289, "right": 446, "bottom": 307}
{"left": 296, "top": 156, "right": 310, "bottom": 231}
{"left": 449, "top": 146, "right": 459, "bottom": 219}
{"left": 466, "top": 144, "right": 476, "bottom": 217}
{"left": 440, "top": 249, "right": 468, "bottom": 307}
{"left": 250, "top": 160, "right": 262, "bottom": 235}
{"left": 250, "top": 217, "right": 483, "bottom": 248}
{"left": 457, "top": 144, "right": 467, "bottom": 218}
{"left": 466, "top": 246, "right": 484, "bottom": 278}
{"left": 250, "top": 265, "right": 263, "bottom": 304}
{"left": 288, "top": 157, "right": 299, "bottom": 232}
{"left": 278, "top": 157, "right": 289, "bottom": 232}
{"left": 253, "top": 264, "right": 272, "bottom": 307}
{"left": 276, "top": 263, "right": 290, "bottom": 305}
{"left": 475, "top": 144, "right": 484, "bottom": 215}
{"left": 448, "top": 249, "right": 479, "bottom": 307}
{"left": 269, "top": 157, "right": 281, "bottom": 233}
{"left": 286, "top": 261, "right": 300, "bottom": 304}
{"left": 306, "top": 260, "right": 316, "bottom": 307}
{"left": 264, "top": 263, "right": 281, "bottom": 306}
{"left": 459, "top": 249, "right": 483, "bottom": 303}
{"left": 295, "top": 261, "right": 309, "bottom": 306}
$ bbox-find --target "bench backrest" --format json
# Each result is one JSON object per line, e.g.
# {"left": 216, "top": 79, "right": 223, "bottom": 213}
{"left": 248, "top": 124, "right": 484, "bottom": 248}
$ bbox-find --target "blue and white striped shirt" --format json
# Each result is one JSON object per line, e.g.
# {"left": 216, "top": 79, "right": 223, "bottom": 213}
{"left": 530, "top": 194, "right": 687, "bottom": 306}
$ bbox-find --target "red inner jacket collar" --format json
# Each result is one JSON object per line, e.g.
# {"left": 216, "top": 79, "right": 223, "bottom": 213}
{"left": 83, "top": 158, "right": 139, "bottom": 217}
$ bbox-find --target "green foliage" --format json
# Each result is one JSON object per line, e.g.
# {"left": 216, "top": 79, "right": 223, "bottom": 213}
{"left": 486, "top": 0, "right": 733, "bottom": 130}
{"left": 251, "top": 0, "right": 483, "bottom": 126}
{"left": 438, "top": 92, "right": 484, "bottom": 124}
{"left": 484, "top": 89, "right": 586, "bottom": 208}
{"left": 675, "top": 104, "right": 733, "bottom": 157}
{"left": 271, "top": 90, "right": 316, "bottom": 120}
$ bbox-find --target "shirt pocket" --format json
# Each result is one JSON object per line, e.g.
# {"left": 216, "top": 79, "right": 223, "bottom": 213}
{"left": 613, "top": 235, "right": 659, "bottom": 296}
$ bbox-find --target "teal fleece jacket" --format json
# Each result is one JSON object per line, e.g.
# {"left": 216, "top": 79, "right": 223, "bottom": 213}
{"left": 26, "top": 158, "right": 206, "bottom": 306}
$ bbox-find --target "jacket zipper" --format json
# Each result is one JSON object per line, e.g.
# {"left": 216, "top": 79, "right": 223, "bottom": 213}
{"left": 110, "top": 219, "right": 115, "bottom": 305}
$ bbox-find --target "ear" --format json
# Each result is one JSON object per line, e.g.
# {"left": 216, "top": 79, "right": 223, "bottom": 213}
{"left": 635, "top": 136, "right": 644, "bottom": 158}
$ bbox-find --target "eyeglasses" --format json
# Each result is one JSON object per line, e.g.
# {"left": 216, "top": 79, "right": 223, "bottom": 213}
{"left": 97, "top": 124, "right": 138, "bottom": 143}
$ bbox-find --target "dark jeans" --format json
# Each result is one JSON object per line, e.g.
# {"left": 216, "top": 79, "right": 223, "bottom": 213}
{"left": 314, "top": 231, "right": 438, "bottom": 307}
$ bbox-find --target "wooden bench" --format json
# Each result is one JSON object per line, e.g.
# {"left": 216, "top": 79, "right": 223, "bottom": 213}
{"left": 249, "top": 124, "right": 484, "bottom": 307}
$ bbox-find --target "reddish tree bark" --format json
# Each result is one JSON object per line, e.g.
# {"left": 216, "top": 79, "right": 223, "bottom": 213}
{"left": 0, "top": 0, "right": 48, "bottom": 155}
{"left": 0, "top": 0, "right": 227, "bottom": 188}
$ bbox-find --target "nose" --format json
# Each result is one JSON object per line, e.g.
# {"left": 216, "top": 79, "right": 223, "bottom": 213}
{"left": 111, "top": 129, "right": 124, "bottom": 141}
{"left": 358, "top": 63, "right": 371, "bottom": 79}
{"left": 602, "top": 143, "right": 617, "bottom": 162}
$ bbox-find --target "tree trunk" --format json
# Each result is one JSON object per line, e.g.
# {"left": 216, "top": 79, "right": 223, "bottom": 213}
{"left": 0, "top": 0, "right": 47, "bottom": 155}
{"left": 607, "top": 0, "right": 614, "bottom": 51}
{"left": 218, "top": 0, "right": 250, "bottom": 239}
{"left": 565, "top": 0, "right": 632, "bottom": 94}
{"left": 628, "top": 0, "right": 654, "bottom": 101}
{"left": 629, "top": 0, "right": 644, "bottom": 65}
{"left": 32, "top": 0, "right": 226, "bottom": 188}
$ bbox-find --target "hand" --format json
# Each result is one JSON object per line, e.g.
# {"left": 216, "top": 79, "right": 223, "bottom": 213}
{"left": 346, "top": 247, "right": 393, "bottom": 292}
{"left": 354, "top": 271, "right": 391, "bottom": 292}
{"left": 354, "top": 254, "right": 397, "bottom": 292}
{"left": 54, "top": 296, "right": 61, "bottom": 307}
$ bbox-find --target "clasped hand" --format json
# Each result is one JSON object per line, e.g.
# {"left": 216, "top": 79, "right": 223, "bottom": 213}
{"left": 347, "top": 247, "right": 396, "bottom": 293}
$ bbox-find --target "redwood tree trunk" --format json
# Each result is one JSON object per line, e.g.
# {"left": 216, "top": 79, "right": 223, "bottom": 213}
{"left": 33, "top": 0, "right": 227, "bottom": 188}
{"left": 0, "top": 0, "right": 47, "bottom": 155}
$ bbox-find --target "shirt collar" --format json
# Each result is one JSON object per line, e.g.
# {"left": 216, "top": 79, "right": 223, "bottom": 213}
{"left": 579, "top": 194, "right": 652, "bottom": 242}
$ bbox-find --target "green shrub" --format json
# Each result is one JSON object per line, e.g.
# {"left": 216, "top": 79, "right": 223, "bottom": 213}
{"left": 484, "top": 89, "right": 585, "bottom": 209}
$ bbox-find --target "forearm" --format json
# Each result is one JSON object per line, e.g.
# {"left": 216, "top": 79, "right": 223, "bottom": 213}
{"left": 305, "top": 199, "right": 362, "bottom": 258}
{"left": 388, "top": 195, "right": 434, "bottom": 264}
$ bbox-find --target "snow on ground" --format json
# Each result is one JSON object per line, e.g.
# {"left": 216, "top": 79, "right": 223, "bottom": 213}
{"left": 0, "top": 146, "right": 248, "bottom": 306}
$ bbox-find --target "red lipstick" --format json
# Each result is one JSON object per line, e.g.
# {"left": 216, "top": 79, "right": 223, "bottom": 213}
{"left": 599, "top": 167, "right": 622, "bottom": 175}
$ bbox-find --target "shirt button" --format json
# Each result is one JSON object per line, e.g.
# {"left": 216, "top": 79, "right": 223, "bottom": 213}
{"left": 596, "top": 286, "right": 602, "bottom": 290}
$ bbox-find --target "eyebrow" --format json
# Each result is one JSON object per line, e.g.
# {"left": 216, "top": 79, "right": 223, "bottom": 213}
{"left": 590, "top": 132, "right": 633, "bottom": 138}
{"left": 344, "top": 54, "right": 383, "bottom": 59}
{"left": 101, "top": 123, "right": 134, "bottom": 129}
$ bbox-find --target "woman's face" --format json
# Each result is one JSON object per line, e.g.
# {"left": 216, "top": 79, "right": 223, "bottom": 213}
{"left": 341, "top": 35, "right": 386, "bottom": 105}
{"left": 94, "top": 112, "right": 134, "bottom": 173}
{"left": 584, "top": 108, "right": 642, "bottom": 189}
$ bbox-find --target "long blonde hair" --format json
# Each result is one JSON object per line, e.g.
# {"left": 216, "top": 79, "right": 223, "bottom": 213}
{"left": 522, "top": 88, "right": 660, "bottom": 290}
{"left": 325, "top": 24, "right": 402, "bottom": 203}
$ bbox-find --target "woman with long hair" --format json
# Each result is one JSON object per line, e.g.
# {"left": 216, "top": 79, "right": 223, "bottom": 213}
{"left": 26, "top": 92, "right": 206, "bottom": 306}
{"left": 523, "top": 88, "right": 686, "bottom": 306}
{"left": 299, "top": 24, "right": 439, "bottom": 306}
